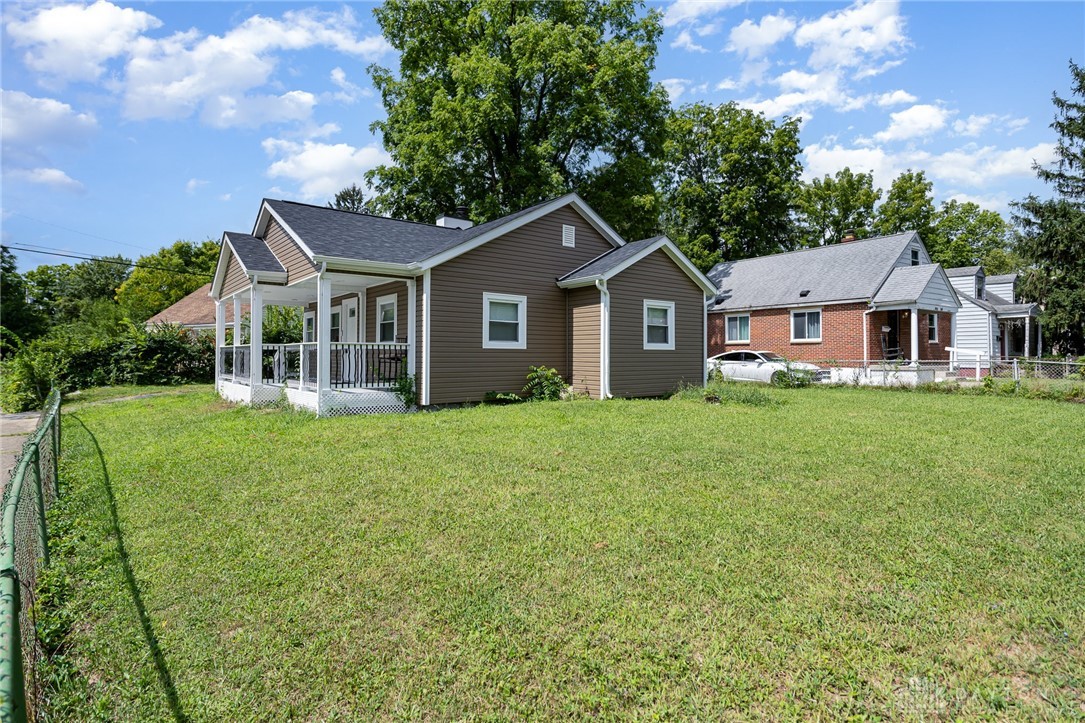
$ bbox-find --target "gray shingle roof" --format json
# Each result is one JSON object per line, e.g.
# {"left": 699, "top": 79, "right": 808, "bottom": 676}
{"left": 263, "top": 194, "right": 588, "bottom": 266}
{"left": 224, "top": 232, "right": 285, "bottom": 273}
{"left": 986, "top": 291, "right": 1037, "bottom": 316}
{"left": 559, "top": 237, "right": 664, "bottom": 282}
{"left": 945, "top": 265, "right": 982, "bottom": 277}
{"left": 872, "top": 264, "right": 940, "bottom": 304}
{"left": 986, "top": 273, "right": 1018, "bottom": 284}
{"left": 707, "top": 232, "right": 917, "bottom": 311}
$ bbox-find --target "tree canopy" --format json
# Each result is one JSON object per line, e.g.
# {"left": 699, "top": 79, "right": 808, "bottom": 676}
{"left": 662, "top": 101, "right": 802, "bottom": 269}
{"left": 1012, "top": 61, "right": 1085, "bottom": 354}
{"left": 796, "top": 168, "right": 881, "bottom": 247}
{"left": 872, "top": 170, "right": 938, "bottom": 243}
{"left": 0, "top": 247, "right": 46, "bottom": 351}
{"left": 115, "top": 240, "right": 219, "bottom": 323}
{"left": 929, "top": 200, "right": 1016, "bottom": 271}
{"left": 366, "top": 0, "right": 669, "bottom": 240}
{"left": 329, "top": 184, "right": 370, "bottom": 213}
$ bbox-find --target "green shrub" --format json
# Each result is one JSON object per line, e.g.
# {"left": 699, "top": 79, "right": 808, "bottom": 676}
{"left": 522, "top": 365, "right": 568, "bottom": 401}
{"left": 391, "top": 373, "right": 418, "bottom": 408}
{"left": 0, "top": 324, "right": 213, "bottom": 412}
{"left": 672, "top": 380, "right": 780, "bottom": 407}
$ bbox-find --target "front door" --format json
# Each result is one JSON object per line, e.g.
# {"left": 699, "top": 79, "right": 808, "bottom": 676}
{"left": 886, "top": 311, "right": 900, "bottom": 357}
{"left": 342, "top": 298, "right": 359, "bottom": 343}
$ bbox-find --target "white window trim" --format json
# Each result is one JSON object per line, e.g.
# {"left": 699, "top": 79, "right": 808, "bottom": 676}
{"left": 375, "top": 294, "right": 397, "bottom": 343}
{"left": 330, "top": 306, "right": 342, "bottom": 343}
{"left": 928, "top": 313, "right": 938, "bottom": 343}
{"left": 790, "top": 308, "right": 823, "bottom": 343}
{"left": 725, "top": 313, "right": 750, "bottom": 344}
{"left": 643, "top": 299, "right": 676, "bottom": 351}
{"left": 482, "top": 292, "right": 527, "bottom": 350}
{"left": 303, "top": 311, "right": 315, "bottom": 343}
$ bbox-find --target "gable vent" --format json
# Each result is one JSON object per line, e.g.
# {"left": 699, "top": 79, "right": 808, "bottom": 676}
{"left": 562, "top": 224, "right": 575, "bottom": 248}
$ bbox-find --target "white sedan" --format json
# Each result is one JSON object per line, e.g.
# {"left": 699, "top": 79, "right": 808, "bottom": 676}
{"left": 708, "top": 350, "right": 829, "bottom": 384}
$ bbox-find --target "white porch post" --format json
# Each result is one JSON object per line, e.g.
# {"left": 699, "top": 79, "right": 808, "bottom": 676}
{"left": 233, "top": 297, "right": 243, "bottom": 345}
{"left": 1037, "top": 321, "right": 1042, "bottom": 357}
{"left": 950, "top": 312, "right": 957, "bottom": 353}
{"left": 317, "top": 272, "right": 332, "bottom": 396}
{"left": 1024, "top": 316, "right": 1031, "bottom": 359}
{"left": 249, "top": 284, "right": 263, "bottom": 387}
{"left": 406, "top": 277, "right": 417, "bottom": 377}
{"left": 215, "top": 300, "right": 225, "bottom": 383}
{"left": 909, "top": 306, "right": 920, "bottom": 364}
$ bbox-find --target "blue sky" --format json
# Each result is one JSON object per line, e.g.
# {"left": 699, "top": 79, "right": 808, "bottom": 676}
{"left": 2, "top": 1, "right": 1082, "bottom": 271}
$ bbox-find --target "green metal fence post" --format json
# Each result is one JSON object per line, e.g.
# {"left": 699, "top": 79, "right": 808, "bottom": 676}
{"left": 1, "top": 568, "right": 28, "bottom": 723}
{"left": 31, "top": 450, "right": 48, "bottom": 569}
{"left": 50, "top": 413, "right": 60, "bottom": 498}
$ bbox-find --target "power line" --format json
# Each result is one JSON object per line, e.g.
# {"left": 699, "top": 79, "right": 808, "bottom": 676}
{"left": 8, "top": 212, "right": 158, "bottom": 252}
{"left": 1, "top": 244, "right": 214, "bottom": 278}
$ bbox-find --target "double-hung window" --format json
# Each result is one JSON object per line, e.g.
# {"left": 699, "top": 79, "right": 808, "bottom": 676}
{"left": 483, "top": 293, "right": 527, "bottom": 349}
{"left": 726, "top": 314, "right": 750, "bottom": 343}
{"left": 376, "top": 295, "right": 397, "bottom": 343}
{"left": 330, "top": 310, "right": 341, "bottom": 343}
{"left": 643, "top": 300, "right": 675, "bottom": 350}
{"left": 790, "top": 309, "right": 822, "bottom": 342}
{"left": 303, "top": 313, "right": 315, "bottom": 343}
{"left": 928, "top": 313, "right": 938, "bottom": 343}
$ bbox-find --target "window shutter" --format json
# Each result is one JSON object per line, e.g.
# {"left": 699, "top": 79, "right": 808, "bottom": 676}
{"left": 562, "top": 224, "right": 575, "bottom": 248}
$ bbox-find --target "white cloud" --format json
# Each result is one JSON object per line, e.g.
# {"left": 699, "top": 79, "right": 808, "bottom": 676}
{"left": 945, "top": 192, "right": 1012, "bottom": 213}
{"left": 794, "top": 0, "right": 908, "bottom": 72}
{"left": 952, "top": 113, "right": 1031, "bottom": 138}
{"left": 662, "top": 78, "right": 692, "bottom": 102}
{"left": 716, "top": 78, "right": 740, "bottom": 91}
{"left": 726, "top": 12, "right": 796, "bottom": 58}
{"left": 663, "top": 0, "right": 743, "bottom": 28}
{"left": 1006, "top": 117, "right": 1029, "bottom": 135}
{"left": 122, "top": 8, "right": 389, "bottom": 127}
{"left": 926, "top": 142, "right": 1056, "bottom": 186}
{"left": 262, "top": 137, "right": 391, "bottom": 201}
{"left": 329, "top": 67, "right": 372, "bottom": 103}
{"left": 876, "top": 89, "right": 917, "bottom": 107}
{"left": 1, "top": 90, "right": 98, "bottom": 149}
{"left": 219, "top": 193, "right": 232, "bottom": 202}
{"left": 5, "top": 1, "right": 161, "bottom": 85}
{"left": 873, "top": 103, "right": 952, "bottom": 142}
{"left": 671, "top": 30, "right": 708, "bottom": 53}
{"left": 5, "top": 167, "right": 85, "bottom": 193}
{"left": 185, "top": 178, "right": 208, "bottom": 194}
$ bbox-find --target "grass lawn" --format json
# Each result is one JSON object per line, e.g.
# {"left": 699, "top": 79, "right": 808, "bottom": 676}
{"left": 45, "top": 385, "right": 1084, "bottom": 720}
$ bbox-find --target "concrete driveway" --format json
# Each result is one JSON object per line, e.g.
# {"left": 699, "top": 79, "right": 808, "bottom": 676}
{"left": 1, "top": 412, "right": 42, "bottom": 491}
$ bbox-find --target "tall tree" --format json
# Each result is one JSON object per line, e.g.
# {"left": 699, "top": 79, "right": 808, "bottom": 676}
{"left": 366, "top": 0, "right": 669, "bottom": 240}
{"left": 930, "top": 200, "right": 1016, "bottom": 271}
{"left": 25, "top": 255, "right": 130, "bottom": 325}
{"left": 329, "top": 184, "right": 370, "bottom": 213}
{"left": 0, "top": 247, "right": 46, "bottom": 348}
{"left": 796, "top": 168, "right": 881, "bottom": 246}
{"left": 661, "top": 101, "right": 802, "bottom": 268}
{"left": 873, "top": 169, "right": 938, "bottom": 242}
{"left": 1012, "top": 61, "right": 1085, "bottom": 354}
{"left": 115, "top": 240, "right": 219, "bottom": 323}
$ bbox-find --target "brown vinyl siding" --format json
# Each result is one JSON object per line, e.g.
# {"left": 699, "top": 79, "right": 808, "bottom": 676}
{"left": 568, "top": 286, "right": 602, "bottom": 398}
{"left": 222, "top": 252, "right": 249, "bottom": 297}
{"left": 428, "top": 206, "right": 616, "bottom": 404}
{"left": 365, "top": 281, "right": 409, "bottom": 343}
{"left": 607, "top": 250, "right": 705, "bottom": 397}
{"left": 264, "top": 217, "right": 316, "bottom": 283}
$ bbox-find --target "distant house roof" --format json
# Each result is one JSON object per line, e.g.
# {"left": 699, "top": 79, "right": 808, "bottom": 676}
{"left": 707, "top": 232, "right": 918, "bottom": 312}
{"left": 986, "top": 290, "right": 1037, "bottom": 317}
{"left": 986, "top": 273, "right": 1018, "bottom": 285}
{"left": 945, "top": 265, "right": 983, "bottom": 278}
{"left": 146, "top": 283, "right": 246, "bottom": 328}
{"left": 872, "top": 264, "right": 941, "bottom": 305}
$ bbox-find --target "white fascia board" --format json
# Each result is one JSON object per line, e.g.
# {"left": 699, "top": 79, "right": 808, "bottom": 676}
{"left": 417, "top": 193, "right": 626, "bottom": 272}
{"left": 210, "top": 236, "right": 232, "bottom": 299}
{"left": 255, "top": 202, "right": 318, "bottom": 260}
{"left": 313, "top": 255, "right": 418, "bottom": 276}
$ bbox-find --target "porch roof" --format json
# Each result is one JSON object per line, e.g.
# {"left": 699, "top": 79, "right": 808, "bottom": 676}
{"left": 224, "top": 231, "right": 285, "bottom": 273}
{"left": 871, "top": 264, "right": 959, "bottom": 308}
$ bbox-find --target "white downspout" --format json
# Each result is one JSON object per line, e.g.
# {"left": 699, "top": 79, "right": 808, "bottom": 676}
{"left": 595, "top": 279, "right": 612, "bottom": 399}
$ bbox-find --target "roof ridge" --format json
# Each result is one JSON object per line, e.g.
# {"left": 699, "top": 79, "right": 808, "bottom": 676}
{"left": 714, "top": 231, "right": 915, "bottom": 269}
{"left": 268, "top": 198, "right": 465, "bottom": 232}
{"left": 557, "top": 240, "right": 631, "bottom": 281}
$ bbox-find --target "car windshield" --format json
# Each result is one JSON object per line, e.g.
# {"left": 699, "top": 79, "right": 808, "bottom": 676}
{"left": 759, "top": 352, "right": 785, "bottom": 361}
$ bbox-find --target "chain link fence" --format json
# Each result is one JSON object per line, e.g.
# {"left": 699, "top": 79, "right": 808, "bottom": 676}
{"left": 1, "top": 389, "right": 61, "bottom": 723}
{"left": 799, "top": 358, "right": 1085, "bottom": 388}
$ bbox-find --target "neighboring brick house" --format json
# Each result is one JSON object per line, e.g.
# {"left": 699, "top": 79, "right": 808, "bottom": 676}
{"left": 209, "top": 193, "right": 715, "bottom": 415}
{"left": 145, "top": 283, "right": 246, "bottom": 334}
{"left": 707, "top": 231, "right": 961, "bottom": 364}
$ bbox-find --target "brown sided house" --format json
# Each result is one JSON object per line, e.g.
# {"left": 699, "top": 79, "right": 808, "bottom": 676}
{"left": 707, "top": 231, "right": 961, "bottom": 366}
{"left": 210, "top": 194, "right": 715, "bottom": 415}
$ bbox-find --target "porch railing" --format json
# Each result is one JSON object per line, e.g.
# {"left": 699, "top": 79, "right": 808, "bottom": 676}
{"left": 255, "top": 342, "right": 408, "bottom": 390}
{"left": 217, "top": 346, "right": 251, "bottom": 385}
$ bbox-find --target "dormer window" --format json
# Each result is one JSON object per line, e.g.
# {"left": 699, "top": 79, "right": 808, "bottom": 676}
{"left": 911, "top": 249, "right": 919, "bottom": 266}
{"left": 977, "top": 278, "right": 985, "bottom": 300}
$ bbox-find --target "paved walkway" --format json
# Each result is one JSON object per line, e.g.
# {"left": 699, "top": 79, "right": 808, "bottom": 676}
{"left": 0, "top": 412, "right": 42, "bottom": 491}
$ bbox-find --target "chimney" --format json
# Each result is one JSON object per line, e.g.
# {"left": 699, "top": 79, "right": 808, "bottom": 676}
{"left": 436, "top": 205, "right": 473, "bottom": 229}
{"left": 841, "top": 229, "right": 857, "bottom": 243}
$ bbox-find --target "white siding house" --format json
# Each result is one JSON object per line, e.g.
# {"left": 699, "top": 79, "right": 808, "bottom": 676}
{"left": 946, "top": 267, "right": 1040, "bottom": 361}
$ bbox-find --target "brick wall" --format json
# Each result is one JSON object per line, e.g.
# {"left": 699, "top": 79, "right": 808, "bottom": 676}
{"left": 709, "top": 303, "right": 953, "bottom": 362}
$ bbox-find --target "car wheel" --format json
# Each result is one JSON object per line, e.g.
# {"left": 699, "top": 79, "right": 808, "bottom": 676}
{"left": 770, "top": 370, "right": 785, "bottom": 386}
